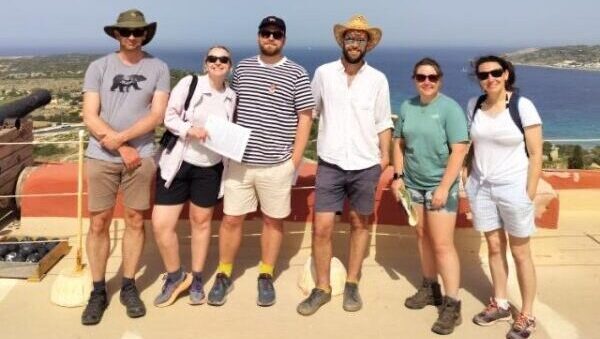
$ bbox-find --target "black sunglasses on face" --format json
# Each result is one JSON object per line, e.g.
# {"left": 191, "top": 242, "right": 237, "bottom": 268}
{"left": 414, "top": 74, "right": 440, "bottom": 83}
{"left": 259, "top": 29, "right": 284, "bottom": 40}
{"left": 476, "top": 68, "right": 504, "bottom": 81}
{"left": 206, "top": 55, "right": 230, "bottom": 64}
{"left": 116, "top": 28, "right": 146, "bottom": 38}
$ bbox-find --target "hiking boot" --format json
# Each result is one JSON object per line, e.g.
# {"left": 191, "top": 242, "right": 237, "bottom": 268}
{"left": 343, "top": 282, "right": 362, "bottom": 312}
{"left": 297, "top": 288, "right": 332, "bottom": 316}
{"left": 473, "top": 298, "right": 512, "bottom": 326}
{"left": 405, "top": 278, "right": 443, "bottom": 309}
{"left": 506, "top": 313, "right": 536, "bottom": 339}
{"left": 188, "top": 275, "right": 206, "bottom": 305}
{"left": 257, "top": 273, "right": 276, "bottom": 307}
{"left": 431, "top": 296, "right": 462, "bottom": 335}
{"left": 153, "top": 271, "right": 192, "bottom": 307}
{"left": 81, "top": 290, "right": 108, "bottom": 325}
{"left": 120, "top": 285, "right": 146, "bottom": 318}
{"left": 207, "top": 273, "right": 233, "bottom": 306}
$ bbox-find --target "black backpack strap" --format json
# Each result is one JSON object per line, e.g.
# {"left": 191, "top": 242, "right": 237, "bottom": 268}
{"left": 472, "top": 94, "right": 486, "bottom": 120}
{"left": 184, "top": 75, "right": 198, "bottom": 111}
{"left": 507, "top": 92, "right": 524, "bottom": 135}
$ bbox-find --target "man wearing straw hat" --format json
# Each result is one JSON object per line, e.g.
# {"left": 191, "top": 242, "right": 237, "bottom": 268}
{"left": 297, "top": 14, "right": 393, "bottom": 316}
{"left": 81, "top": 9, "right": 169, "bottom": 325}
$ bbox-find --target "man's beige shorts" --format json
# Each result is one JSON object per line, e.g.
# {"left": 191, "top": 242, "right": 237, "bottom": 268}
{"left": 223, "top": 159, "right": 295, "bottom": 219}
{"left": 87, "top": 157, "right": 156, "bottom": 212}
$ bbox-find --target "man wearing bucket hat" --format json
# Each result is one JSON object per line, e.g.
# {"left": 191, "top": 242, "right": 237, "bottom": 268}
{"left": 207, "top": 16, "right": 314, "bottom": 307}
{"left": 297, "top": 14, "right": 393, "bottom": 316}
{"left": 81, "top": 9, "right": 169, "bottom": 325}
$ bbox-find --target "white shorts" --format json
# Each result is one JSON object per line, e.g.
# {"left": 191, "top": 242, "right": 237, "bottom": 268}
{"left": 465, "top": 176, "right": 535, "bottom": 238}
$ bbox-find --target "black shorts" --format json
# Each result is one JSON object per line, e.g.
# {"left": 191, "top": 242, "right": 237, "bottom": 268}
{"left": 155, "top": 161, "right": 223, "bottom": 208}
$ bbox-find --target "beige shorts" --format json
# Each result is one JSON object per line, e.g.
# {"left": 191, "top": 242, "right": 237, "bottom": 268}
{"left": 223, "top": 159, "right": 295, "bottom": 218}
{"left": 87, "top": 157, "right": 156, "bottom": 212}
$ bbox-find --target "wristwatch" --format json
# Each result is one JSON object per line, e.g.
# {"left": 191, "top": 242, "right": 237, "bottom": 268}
{"left": 392, "top": 172, "right": 404, "bottom": 180}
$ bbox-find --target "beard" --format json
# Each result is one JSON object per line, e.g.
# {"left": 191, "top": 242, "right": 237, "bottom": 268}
{"left": 343, "top": 48, "right": 366, "bottom": 64}
{"left": 259, "top": 43, "right": 283, "bottom": 57}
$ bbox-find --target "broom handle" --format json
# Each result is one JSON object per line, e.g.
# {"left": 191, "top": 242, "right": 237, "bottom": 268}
{"left": 76, "top": 130, "right": 84, "bottom": 271}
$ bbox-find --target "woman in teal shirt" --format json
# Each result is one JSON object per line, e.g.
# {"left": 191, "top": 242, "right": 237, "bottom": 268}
{"left": 390, "top": 58, "right": 469, "bottom": 335}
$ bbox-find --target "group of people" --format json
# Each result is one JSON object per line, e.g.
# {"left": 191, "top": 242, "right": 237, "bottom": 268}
{"left": 80, "top": 9, "right": 543, "bottom": 339}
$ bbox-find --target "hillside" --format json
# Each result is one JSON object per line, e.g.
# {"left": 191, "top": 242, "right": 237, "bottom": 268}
{"left": 505, "top": 45, "right": 600, "bottom": 71}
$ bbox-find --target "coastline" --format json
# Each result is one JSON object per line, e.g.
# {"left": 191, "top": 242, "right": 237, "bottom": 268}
{"left": 513, "top": 62, "right": 600, "bottom": 72}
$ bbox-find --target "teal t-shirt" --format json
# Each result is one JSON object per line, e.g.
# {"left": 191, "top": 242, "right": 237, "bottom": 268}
{"left": 393, "top": 93, "right": 468, "bottom": 190}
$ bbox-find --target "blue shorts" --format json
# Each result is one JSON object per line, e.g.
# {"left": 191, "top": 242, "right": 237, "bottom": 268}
{"left": 406, "top": 184, "right": 459, "bottom": 213}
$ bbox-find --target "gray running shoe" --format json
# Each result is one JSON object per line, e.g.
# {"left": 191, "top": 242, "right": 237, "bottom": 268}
{"left": 506, "top": 313, "right": 536, "bottom": 339}
{"left": 473, "top": 298, "right": 512, "bottom": 326}
{"left": 432, "top": 296, "right": 462, "bottom": 335}
{"left": 343, "top": 282, "right": 362, "bottom": 312}
{"left": 257, "top": 273, "right": 276, "bottom": 307}
{"left": 297, "top": 288, "right": 332, "bottom": 316}
{"left": 207, "top": 273, "right": 233, "bottom": 306}
{"left": 405, "top": 278, "right": 443, "bottom": 309}
{"left": 188, "top": 276, "right": 206, "bottom": 305}
{"left": 153, "top": 271, "right": 192, "bottom": 307}
{"left": 120, "top": 284, "right": 146, "bottom": 318}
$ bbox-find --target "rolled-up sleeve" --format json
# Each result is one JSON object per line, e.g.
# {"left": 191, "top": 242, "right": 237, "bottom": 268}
{"left": 164, "top": 75, "right": 193, "bottom": 138}
{"left": 374, "top": 76, "right": 394, "bottom": 133}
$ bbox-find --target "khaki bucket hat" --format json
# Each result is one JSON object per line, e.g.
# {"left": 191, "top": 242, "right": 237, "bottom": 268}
{"left": 333, "top": 14, "right": 382, "bottom": 52}
{"left": 103, "top": 9, "right": 157, "bottom": 46}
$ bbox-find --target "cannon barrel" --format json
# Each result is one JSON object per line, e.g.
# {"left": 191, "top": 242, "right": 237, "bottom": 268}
{"left": 0, "top": 89, "right": 51, "bottom": 124}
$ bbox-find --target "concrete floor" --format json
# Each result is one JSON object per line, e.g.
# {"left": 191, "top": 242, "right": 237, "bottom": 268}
{"left": 0, "top": 190, "right": 598, "bottom": 339}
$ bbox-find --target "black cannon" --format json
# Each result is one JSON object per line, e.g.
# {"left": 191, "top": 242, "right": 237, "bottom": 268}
{"left": 0, "top": 89, "right": 51, "bottom": 128}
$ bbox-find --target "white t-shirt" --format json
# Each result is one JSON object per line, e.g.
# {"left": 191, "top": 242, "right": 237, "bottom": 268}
{"left": 466, "top": 96, "right": 542, "bottom": 185}
{"left": 183, "top": 90, "right": 229, "bottom": 167}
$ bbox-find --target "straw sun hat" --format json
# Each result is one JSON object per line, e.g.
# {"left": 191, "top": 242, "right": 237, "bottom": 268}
{"left": 333, "top": 14, "right": 382, "bottom": 51}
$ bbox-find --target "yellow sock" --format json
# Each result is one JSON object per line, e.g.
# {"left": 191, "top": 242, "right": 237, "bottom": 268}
{"left": 218, "top": 262, "right": 233, "bottom": 277}
{"left": 258, "top": 262, "right": 274, "bottom": 276}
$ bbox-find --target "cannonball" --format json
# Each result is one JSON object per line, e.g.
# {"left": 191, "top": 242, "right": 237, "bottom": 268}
{"left": 26, "top": 253, "right": 42, "bottom": 263}
{"left": 19, "top": 243, "right": 36, "bottom": 256}
{"left": 0, "top": 244, "right": 9, "bottom": 257}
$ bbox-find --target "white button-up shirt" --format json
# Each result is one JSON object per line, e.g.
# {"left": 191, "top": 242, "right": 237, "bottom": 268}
{"left": 312, "top": 60, "right": 393, "bottom": 170}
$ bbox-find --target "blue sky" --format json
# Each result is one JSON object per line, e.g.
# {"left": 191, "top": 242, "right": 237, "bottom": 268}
{"left": 1, "top": 0, "right": 599, "bottom": 51}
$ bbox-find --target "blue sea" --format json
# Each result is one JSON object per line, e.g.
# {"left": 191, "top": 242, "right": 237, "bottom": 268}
{"left": 153, "top": 46, "right": 600, "bottom": 144}
{"left": 3, "top": 46, "right": 600, "bottom": 144}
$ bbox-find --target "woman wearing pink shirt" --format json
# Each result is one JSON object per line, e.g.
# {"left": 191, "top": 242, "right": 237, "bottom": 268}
{"left": 151, "top": 46, "right": 236, "bottom": 307}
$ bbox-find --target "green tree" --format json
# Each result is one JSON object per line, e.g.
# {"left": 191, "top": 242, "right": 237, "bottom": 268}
{"left": 567, "top": 145, "right": 584, "bottom": 169}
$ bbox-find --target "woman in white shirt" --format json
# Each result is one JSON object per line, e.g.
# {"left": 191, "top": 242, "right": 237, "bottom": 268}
{"left": 151, "top": 46, "right": 236, "bottom": 307}
{"left": 465, "top": 55, "right": 542, "bottom": 339}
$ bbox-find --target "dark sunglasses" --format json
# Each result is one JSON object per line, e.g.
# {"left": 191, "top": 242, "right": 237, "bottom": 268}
{"left": 206, "top": 55, "right": 230, "bottom": 64}
{"left": 414, "top": 74, "right": 440, "bottom": 83}
{"left": 116, "top": 28, "right": 146, "bottom": 38}
{"left": 476, "top": 68, "right": 504, "bottom": 80}
{"left": 259, "top": 29, "right": 285, "bottom": 40}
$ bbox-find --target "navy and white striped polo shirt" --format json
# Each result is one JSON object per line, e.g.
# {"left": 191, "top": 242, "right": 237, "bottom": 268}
{"left": 232, "top": 56, "right": 314, "bottom": 165}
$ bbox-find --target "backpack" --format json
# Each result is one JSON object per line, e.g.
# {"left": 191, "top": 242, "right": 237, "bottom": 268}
{"left": 470, "top": 90, "right": 529, "bottom": 157}
{"left": 159, "top": 75, "right": 198, "bottom": 152}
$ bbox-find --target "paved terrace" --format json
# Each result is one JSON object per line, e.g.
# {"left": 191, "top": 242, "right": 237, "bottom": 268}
{"left": 0, "top": 189, "right": 598, "bottom": 339}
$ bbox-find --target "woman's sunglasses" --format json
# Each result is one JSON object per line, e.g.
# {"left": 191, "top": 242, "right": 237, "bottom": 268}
{"left": 414, "top": 74, "right": 440, "bottom": 83}
{"left": 206, "top": 55, "right": 230, "bottom": 64}
{"left": 259, "top": 29, "right": 285, "bottom": 40}
{"left": 476, "top": 68, "right": 504, "bottom": 81}
{"left": 116, "top": 28, "right": 146, "bottom": 38}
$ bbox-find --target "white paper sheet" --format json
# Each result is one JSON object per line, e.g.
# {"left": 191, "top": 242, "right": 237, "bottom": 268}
{"left": 203, "top": 115, "right": 251, "bottom": 162}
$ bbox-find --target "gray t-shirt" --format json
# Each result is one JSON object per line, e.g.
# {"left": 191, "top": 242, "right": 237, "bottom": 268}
{"left": 83, "top": 52, "right": 170, "bottom": 162}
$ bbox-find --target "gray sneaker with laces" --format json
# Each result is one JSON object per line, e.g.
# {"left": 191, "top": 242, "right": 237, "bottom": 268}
{"left": 432, "top": 296, "right": 462, "bottom": 335}
{"left": 153, "top": 271, "right": 192, "bottom": 307}
{"left": 257, "top": 273, "right": 276, "bottom": 307}
{"left": 473, "top": 298, "right": 512, "bottom": 326}
{"left": 207, "top": 273, "right": 233, "bottom": 306}
{"left": 405, "top": 278, "right": 443, "bottom": 309}
{"left": 297, "top": 288, "right": 332, "bottom": 316}
{"left": 343, "top": 282, "right": 362, "bottom": 312}
{"left": 189, "top": 276, "right": 206, "bottom": 305}
{"left": 506, "top": 313, "right": 536, "bottom": 339}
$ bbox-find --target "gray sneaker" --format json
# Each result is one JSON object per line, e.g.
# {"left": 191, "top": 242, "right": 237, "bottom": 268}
{"left": 405, "top": 278, "right": 443, "bottom": 309}
{"left": 343, "top": 282, "right": 362, "bottom": 312}
{"left": 432, "top": 296, "right": 462, "bottom": 335}
{"left": 207, "top": 273, "right": 233, "bottom": 306}
{"left": 473, "top": 298, "right": 512, "bottom": 326}
{"left": 257, "top": 273, "right": 276, "bottom": 307}
{"left": 188, "top": 276, "right": 206, "bottom": 305}
{"left": 153, "top": 272, "right": 192, "bottom": 308}
{"left": 297, "top": 288, "right": 332, "bottom": 316}
{"left": 506, "top": 313, "right": 536, "bottom": 339}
